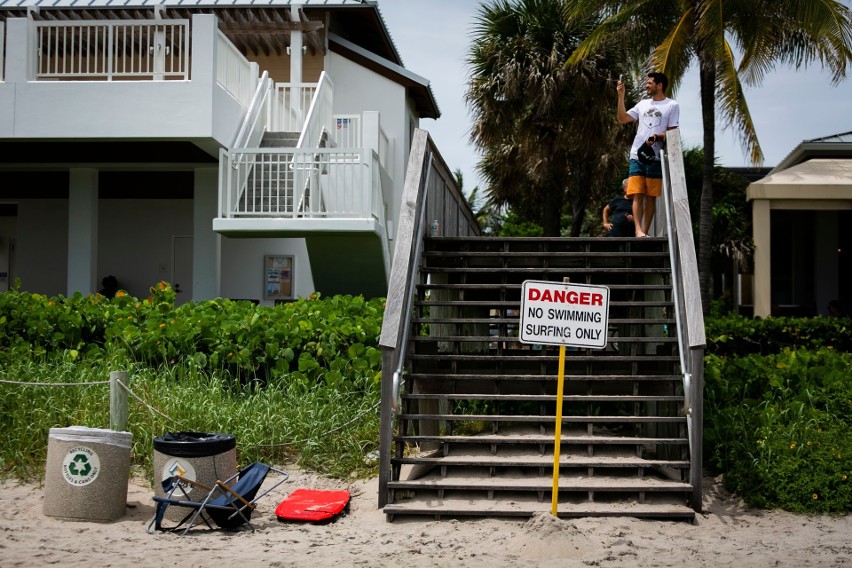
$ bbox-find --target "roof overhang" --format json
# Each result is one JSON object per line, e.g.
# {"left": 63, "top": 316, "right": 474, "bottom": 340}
{"left": 329, "top": 32, "right": 440, "bottom": 120}
{"left": 747, "top": 158, "right": 852, "bottom": 201}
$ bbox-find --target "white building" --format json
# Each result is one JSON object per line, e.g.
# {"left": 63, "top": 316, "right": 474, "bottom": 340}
{"left": 747, "top": 131, "right": 852, "bottom": 317}
{"left": 0, "top": 0, "right": 440, "bottom": 304}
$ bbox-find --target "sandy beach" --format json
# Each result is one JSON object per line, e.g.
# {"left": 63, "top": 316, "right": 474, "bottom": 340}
{"left": 2, "top": 467, "right": 850, "bottom": 567}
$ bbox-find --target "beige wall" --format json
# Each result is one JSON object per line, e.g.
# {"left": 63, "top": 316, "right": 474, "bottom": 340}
{"left": 248, "top": 53, "right": 324, "bottom": 83}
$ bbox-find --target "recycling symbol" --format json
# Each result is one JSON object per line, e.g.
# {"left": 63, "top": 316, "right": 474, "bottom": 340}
{"left": 68, "top": 454, "right": 92, "bottom": 477}
{"left": 61, "top": 446, "right": 100, "bottom": 486}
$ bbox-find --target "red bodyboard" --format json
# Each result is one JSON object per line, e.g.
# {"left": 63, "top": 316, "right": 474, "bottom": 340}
{"left": 275, "top": 488, "right": 350, "bottom": 522}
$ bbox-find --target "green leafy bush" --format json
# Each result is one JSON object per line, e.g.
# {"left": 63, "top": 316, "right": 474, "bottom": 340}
{"left": 705, "top": 347, "right": 852, "bottom": 512}
{"left": 0, "top": 289, "right": 385, "bottom": 481}
{"left": 0, "top": 284, "right": 384, "bottom": 385}
{"left": 706, "top": 314, "right": 852, "bottom": 357}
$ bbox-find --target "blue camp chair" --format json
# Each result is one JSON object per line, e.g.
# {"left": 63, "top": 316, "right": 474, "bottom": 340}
{"left": 148, "top": 462, "right": 288, "bottom": 535}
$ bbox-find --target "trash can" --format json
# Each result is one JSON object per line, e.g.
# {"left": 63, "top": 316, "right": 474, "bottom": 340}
{"left": 43, "top": 426, "right": 133, "bottom": 522}
{"left": 153, "top": 431, "right": 237, "bottom": 521}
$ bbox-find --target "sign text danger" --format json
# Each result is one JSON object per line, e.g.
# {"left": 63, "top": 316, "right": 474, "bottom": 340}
{"left": 520, "top": 280, "right": 610, "bottom": 348}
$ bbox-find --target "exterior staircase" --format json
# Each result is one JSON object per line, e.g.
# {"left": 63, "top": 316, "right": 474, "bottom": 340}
{"left": 383, "top": 236, "right": 696, "bottom": 521}
{"left": 236, "top": 131, "right": 300, "bottom": 214}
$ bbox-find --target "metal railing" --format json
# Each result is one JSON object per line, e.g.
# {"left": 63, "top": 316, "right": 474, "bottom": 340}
{"left": 659, "top": 129, "right": 706, "bottom": 513}
{"left": 223, "top": 147, "right": 385, "bottom": 219}
{"left": 35, "top": 19, "right": 189, "bottom": 80}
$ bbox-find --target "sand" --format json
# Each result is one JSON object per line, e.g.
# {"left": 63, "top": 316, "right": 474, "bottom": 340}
{"left": 1, "top": 467, "right": 850, "bottom": 567}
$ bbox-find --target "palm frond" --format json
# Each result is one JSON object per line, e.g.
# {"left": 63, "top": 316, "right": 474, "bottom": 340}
{"left": 715, "top": 39, "right": 764, "bottom": 165}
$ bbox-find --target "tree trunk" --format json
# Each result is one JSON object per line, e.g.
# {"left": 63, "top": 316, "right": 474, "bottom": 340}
{"left": 570, "top": 172, "right": 589, "bottom": 237}
{"left": 541, "top": 182, "right": 563, "bottom": 237}
{"left": 698, "top": 55, "right": 716, "bottom": 314}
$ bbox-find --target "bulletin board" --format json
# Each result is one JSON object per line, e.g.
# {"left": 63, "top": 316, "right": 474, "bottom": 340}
{"left": 264, "top": 255, "right": 294, "bottom": 301}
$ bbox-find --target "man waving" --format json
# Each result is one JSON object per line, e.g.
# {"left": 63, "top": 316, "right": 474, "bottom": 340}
{"left": 616, "top": 72, "right": 680, "bottom": 237}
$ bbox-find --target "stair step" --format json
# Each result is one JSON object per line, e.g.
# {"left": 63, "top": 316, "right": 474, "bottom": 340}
{"left": 395, "top": 435, "right": 687, "bottom": 445}
{"left": 383, "top": 498, "right": 695, "bottom": 521}
{"left": 409, "top": 354, "right": 679, "bottom": 362}
{"left": 397, "top": 414, "right": 686, "bottom": 424}
{"left": 407, "top": 373, "right": 681, "bottom": 382}
{"left": 415, "top": 300, "right": 675, "bottom": 308}
{"left": 388, "top": 476, "right": 691, "bottom": 493}
{"left": 418, "top": 283, "right": 672, "bottom": 290}
{"left": 423, "top": 267, "right": 672, "bottom": 274}
{"left": 402, "top": 393, "right": 682, "bottom": 402}
{"left": 414, "top": 319, "right": 674, "bottom": 326}
{"left": 411, "top": 335, "right": 676, "bottom": 343}
{"left": 393, "top": 455, "right": 690, "bottom": 468}
{"left": 424, "top": 250, "right": 668, "bottom": 258}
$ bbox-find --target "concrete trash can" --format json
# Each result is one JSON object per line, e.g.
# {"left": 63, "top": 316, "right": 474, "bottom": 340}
{"left": 43, "top": 426, "right": 133, "bottom": 522}
{"left": 153, "top": 431, "right": 237, "bottom": 521}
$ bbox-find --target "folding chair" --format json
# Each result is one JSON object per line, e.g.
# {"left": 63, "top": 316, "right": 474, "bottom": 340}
{"left": 148, "top": 462, "right": 288, "bottom": 535}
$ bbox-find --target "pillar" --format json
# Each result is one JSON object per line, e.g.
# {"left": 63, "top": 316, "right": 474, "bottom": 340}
{"left": 192, "top": 167, "right": 220, "bottom": 300}
{"left": 66, "top": 169, "right": 98, "bottom": 296}
{"left": 752, "top": 199, "right": 771, "bottom": 317}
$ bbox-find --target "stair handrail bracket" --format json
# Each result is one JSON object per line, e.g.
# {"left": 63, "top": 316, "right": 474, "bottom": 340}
{"left": 660, "top": 129, "right": 706, "bottom": 513}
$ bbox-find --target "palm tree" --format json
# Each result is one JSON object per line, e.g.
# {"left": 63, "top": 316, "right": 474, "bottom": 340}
{"left": 466, "top": 0, "right": 628, "bottom": 236}
{"left": 566, "top": 0, "right": 852, "bottom": 311}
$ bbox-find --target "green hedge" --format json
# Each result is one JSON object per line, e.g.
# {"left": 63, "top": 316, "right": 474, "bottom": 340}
{"left": 0, "top": 283, "right": 384, "bottom": 385}
{"left": 706, "top": 314, "right": 852, "bottom": 356}
{"left": 704, "top": 315, "right": 852, "bottom": 512}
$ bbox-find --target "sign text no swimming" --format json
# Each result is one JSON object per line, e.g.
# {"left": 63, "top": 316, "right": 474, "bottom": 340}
{"left": 519, "top": 280, "right": 610, "bottom": 348}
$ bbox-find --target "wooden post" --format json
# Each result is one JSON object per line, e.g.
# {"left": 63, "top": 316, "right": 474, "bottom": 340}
{"left": 109, "top": 371, "right": 129, "bottom": 432}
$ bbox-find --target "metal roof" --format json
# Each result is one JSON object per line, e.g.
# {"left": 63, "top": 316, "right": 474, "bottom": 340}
{"left": 772, "top": 130, "right": 852, "bottom": 173}
{"left": 0, "top": 0, "right": 372, "bottom": 7}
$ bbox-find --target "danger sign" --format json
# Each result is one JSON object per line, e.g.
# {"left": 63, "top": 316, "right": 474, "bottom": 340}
{"left": 520, "top": 280, "right": 610, "bottom": 348}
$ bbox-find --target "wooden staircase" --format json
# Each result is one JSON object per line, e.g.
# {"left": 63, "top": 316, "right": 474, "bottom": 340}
{"left": 383, "top": 236, "right": 696, "bottom": 521}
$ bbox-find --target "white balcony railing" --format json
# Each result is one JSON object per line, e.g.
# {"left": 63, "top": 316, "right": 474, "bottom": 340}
{"left": 222, "top": 148, "right": 388, "bottom": 221}
{"left": 334, "top": 115, "right": 361, "bottom": 147}
{"left": 216, "top": 29, "right": 256, "bottom": 107}
{"left": 35, "top": 19, "right": 190, "bottom": 80}
{"left": 267, "top": 82, "right": 317, "bottom": 133}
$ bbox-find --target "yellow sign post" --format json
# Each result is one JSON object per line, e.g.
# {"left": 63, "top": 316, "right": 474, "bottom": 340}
{"left": 518, "top": 278, "right": 610, "bottom": 517}
{"left": 551, "top": 344, "right": 567, "bottom": 515}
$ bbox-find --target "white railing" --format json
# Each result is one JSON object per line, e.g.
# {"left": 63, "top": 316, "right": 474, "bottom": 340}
{"left": 378, "top": 127, "right": 392, "bottom": 172}
{"left": 232, "top": 71, "right": 273, "bottom": 149}
{"left": 216, "top": 29, "right": 255, "bottom": 107}
{"left": 296, "top": 72, "right": 334, "bottom": 149}
{"left": 222, "top": 148, "right": 382, "bottom": 220}
{"left": 35, "top": 19, "right": 190, "bottom": 80}
{"left": 266, "top": 82, "right": 317, "bottom": 132}
{"left": 334, "top": 115, "right": 361, "bottom": 147}
{"left": 1, "top": 22, "right": 5, "bottom": 82}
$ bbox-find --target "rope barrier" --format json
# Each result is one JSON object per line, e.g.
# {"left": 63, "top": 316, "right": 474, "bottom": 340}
{"left": 0, "top": 378, "right": 109, "bottom": 387}
{"left": 114, "top": 378, "right": 177, "bottom": 424}
{"left": 258, "top": 400, "right": 381, "bottom": 447}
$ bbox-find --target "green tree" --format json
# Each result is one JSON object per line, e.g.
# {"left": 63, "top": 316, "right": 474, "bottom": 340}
{"left": 567, "top": 0, "right": 852, "bottom": 311}
{"left": 466, "top": 0, "right": 628, "bottom": 236}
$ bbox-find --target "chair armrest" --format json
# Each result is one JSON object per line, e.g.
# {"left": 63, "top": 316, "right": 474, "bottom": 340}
{"left": 215, "top": 480, "right": 256, "bottom": 509}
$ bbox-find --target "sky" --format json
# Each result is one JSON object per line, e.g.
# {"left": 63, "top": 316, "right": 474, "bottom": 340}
{"left": 378, "top": 0, "right": 852, "bottom": 192}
